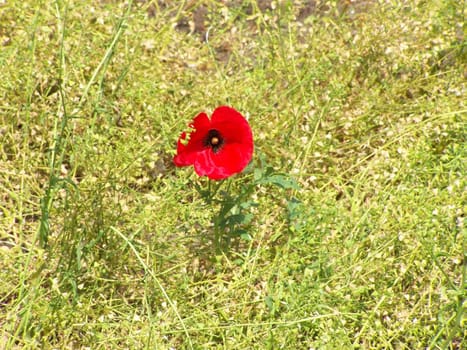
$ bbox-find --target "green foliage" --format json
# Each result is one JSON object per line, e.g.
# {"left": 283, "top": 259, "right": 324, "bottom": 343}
{"left": 197, "top": 155, "right": 300, "bottom": 251}
{"left": 1, "top": 0, "right": 466, "bottom": 349}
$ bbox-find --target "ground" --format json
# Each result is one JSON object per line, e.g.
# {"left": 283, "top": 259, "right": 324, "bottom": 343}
{"left": 0, "top": 0, "right": 466, "bottom": 349}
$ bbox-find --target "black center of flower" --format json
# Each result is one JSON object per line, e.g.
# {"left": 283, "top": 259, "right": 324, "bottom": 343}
{"left": 205, "top": 129, "right": 224, "bottom": 153}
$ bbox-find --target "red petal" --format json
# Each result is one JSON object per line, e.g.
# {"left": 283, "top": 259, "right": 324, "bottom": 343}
{"left": 211, "top": 106, "right": 253, "bottom": 147}
{"left": 173, "top": 112, "right": 211, "bottom": 167}
{"left": 211, "top": 143, "right": 253, "bottom": 179}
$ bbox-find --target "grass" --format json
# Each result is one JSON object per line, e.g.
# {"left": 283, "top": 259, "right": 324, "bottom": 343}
{"left": 0, "top": 0, "right": 466, "bottom": 348}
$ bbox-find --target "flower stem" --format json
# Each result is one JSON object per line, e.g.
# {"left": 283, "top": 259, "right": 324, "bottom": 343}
{"left": 208, "top": 179, "right": 225, "bottom": 253}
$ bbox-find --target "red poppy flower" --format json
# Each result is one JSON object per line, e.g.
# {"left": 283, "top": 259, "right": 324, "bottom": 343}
{"left": 174, "top": 106, "right": 254, "bottom": 180}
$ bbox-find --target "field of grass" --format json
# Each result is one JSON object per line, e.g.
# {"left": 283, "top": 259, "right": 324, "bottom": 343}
{"left": 1, "top": 0, "right": 466, "bottom": 348}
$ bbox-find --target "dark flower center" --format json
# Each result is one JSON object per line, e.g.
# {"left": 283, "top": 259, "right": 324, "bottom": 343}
{"left": 205, "top": 129, "right": 224, "bottom": 153}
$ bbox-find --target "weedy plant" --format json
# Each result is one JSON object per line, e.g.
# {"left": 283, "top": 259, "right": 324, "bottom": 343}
{"left": 173, "top": 106, "right": 299, "bottom": 252}
{"left": 0, "top": 0, "right": 465, "bottom": 349}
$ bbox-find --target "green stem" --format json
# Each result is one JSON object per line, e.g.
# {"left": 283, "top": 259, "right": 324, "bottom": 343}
{"left": 207, "top": 179, "right": 225, "bottom": 253}
{"left": 212, "top": 178, "right": 256, "bottom": 253}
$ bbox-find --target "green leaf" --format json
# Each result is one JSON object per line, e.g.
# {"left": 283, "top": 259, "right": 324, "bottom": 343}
{"left": 240, "top": 232, "right": 252, "bottom": 241}
{"left": 265, "top": 296, "right": 274, "bottom": 312}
